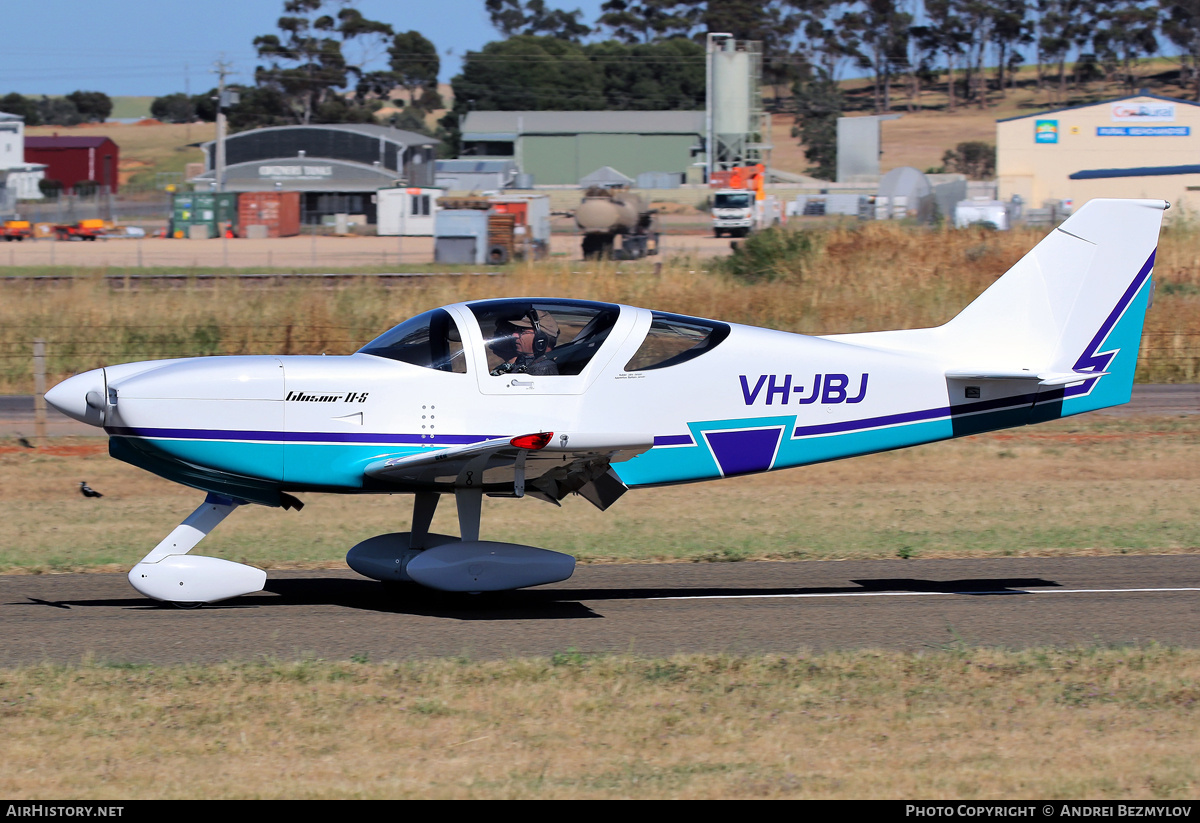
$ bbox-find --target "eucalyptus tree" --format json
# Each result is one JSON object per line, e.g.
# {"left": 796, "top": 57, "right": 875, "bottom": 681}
{"left": 1162, "top": 0, "right": 1200, "bottom": 99}
{"left": 389, "top": 30, "right": 442, "bottom": 111}
{"left": 252, "top": 0, "right": 394, "bottom": 124}
{"left": 595, "top": 0, "right": 702, "bottom": 42}
{"left": 485, "top": 0, "right": 593, "bottom": 40}
{"left": 1092, "top": 0, "right": 1160, "bottom": 90}
{"left": 838, "top": 0, "right": 913, "bottom": 112}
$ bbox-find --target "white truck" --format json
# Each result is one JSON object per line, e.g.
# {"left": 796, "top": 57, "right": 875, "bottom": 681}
{"left": 712, "top": 190, "right": 783, "bottom": 237}
{"left": 711, "top": 189, "right": 755, "bottom": 237}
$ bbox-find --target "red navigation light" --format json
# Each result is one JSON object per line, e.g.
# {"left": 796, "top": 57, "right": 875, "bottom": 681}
{"left": 510, "top": 432, "right": 553, "bottom": 450}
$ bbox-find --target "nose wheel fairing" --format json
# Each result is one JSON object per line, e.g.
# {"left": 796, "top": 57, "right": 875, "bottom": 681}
{"left": 127, "top": 494, "right": 267, "bottom": 606}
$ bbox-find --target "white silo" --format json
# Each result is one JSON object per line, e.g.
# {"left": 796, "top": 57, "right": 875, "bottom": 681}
{"left": 706, "top": 34, "right": 764, "bottom": 178}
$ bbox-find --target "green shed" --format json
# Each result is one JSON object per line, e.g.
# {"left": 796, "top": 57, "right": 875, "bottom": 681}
{"left": 458, "top": 111, "right": 704, "bottom": 186}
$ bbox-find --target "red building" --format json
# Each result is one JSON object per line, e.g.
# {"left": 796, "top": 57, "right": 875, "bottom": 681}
{"left": 25, "top": 135, "right": 120, "bottom": 194}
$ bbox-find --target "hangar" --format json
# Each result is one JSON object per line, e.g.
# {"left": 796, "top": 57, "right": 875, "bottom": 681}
{"left": 24, "top": 134, "right": 119, "bottom": 194}
{"left": 191, "top": 123, "right": 438, "bottom": 225}
{"left": 458, "top": 110, "right": 704, "bottom": 186}
{"left": 997, "top": 92, "right": 1200, "bottom": 213}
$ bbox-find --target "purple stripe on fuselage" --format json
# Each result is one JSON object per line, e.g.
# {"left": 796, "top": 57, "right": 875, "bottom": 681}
{"left": 653, "top": 434, "right": 694, "bottom": 446}
{"left": 793, "top": 391, "right": 1042, "bottom": 437}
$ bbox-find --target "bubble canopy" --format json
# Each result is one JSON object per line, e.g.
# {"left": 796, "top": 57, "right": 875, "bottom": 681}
{"left": 359, "top": 299, "right": 729, "bottom": 375}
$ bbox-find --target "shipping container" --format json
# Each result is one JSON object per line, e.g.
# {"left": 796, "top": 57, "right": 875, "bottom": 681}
{"left": 171, "top": 192, "right": 238, "bottom": 239}
{"left": 238, "top": 191, "right": 301, "bottom": 238}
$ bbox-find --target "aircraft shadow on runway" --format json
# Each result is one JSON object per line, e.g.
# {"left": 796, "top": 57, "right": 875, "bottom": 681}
{"left": 16, "top": 576, "right": 1062, "bottom": 620}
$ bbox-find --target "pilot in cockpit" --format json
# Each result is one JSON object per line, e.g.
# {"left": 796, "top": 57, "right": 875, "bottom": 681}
{"left": 489, "top": 310, "right": 560, "bottom": 376}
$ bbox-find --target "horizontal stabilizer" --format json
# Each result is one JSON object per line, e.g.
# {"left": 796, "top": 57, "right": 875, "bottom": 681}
{"left": 946, "top": 369, "right": 1109, "bottom": 385}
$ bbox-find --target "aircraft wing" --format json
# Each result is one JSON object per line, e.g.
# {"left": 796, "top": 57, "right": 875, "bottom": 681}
{"left": 364, "top": 432, "right": 654, "bottom": 510}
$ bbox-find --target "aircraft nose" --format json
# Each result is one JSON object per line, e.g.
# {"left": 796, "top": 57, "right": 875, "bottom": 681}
{"left": 44, "top": 368, "right": 107, "bottom": 427}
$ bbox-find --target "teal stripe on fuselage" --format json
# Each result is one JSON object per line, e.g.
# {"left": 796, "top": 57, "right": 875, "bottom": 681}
{"left": 120, "top": 437, "right": 283, "bottom": 482}
{"left": 284, "top": 442, "right": 427, "bottom": 487}
{"left": 113, "top": 437, "right": 430, "bottom": 490}
{"left": 614, "top": 413, "right": 958, "bottom": 487}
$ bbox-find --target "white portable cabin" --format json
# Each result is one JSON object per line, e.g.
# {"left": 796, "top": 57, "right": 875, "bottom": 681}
{"left": 376, "top": 187, "right": 442, "bottom": 236}
{"left": 955, "top": 199, "right": 1011, "bottom": 230}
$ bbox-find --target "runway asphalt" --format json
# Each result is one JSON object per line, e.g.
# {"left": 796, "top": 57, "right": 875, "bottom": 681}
{"left": 3, "top": 556, "right": 1197, "bottom": 666}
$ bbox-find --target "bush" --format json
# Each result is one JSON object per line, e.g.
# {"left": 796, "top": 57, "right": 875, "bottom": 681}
{"left": 942, "top": 141, "right": 996, "bottom": 179}
{"left": 38, "top": 179, "right": 63, "bottom": 198}
{"left": 717, "top": 226, "right": 823, "bottom": 283}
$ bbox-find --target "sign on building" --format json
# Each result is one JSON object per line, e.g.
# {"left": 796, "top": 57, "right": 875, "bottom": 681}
{"left": 1035, "top": 120, "right": 1058, "bottom": 144}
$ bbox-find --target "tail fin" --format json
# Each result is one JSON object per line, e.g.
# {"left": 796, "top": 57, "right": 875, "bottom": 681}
{"left": 940, "top": 198, "right": 1165, "bottom": 414}
{"left": 834, "top": 199, "right": 1166, "bottom": 416}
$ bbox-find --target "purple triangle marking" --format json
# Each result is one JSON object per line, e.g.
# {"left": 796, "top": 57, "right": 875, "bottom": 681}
{"left": 704, "top": 428, "right": 783, "bottom": 476}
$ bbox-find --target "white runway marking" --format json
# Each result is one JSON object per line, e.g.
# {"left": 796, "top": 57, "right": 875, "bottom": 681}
{"left": 649, "top": 587, "right": 1200, "bottom": 601}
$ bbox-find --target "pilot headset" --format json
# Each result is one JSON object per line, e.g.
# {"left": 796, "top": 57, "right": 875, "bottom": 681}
{"left": 526, "top": 310, "right": 550, "bottom": 356}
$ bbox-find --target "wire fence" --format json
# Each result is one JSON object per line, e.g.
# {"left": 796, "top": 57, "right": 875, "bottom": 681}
{"left": 1, "top": 242, "right": 449, "bottom": 270}
{"left": 11, "top": 188, "right": 172, "bottom": 225}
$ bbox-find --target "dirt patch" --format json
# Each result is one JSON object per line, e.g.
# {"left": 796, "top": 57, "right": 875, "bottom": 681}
{"left": 983, "top": 430, "right": 1191, "bottom": 444}
{"left": 0, "top": 444, "right": 106, "bottom": 457}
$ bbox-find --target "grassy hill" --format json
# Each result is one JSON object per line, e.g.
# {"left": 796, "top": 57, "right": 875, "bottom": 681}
{"left": 108, "top": 96, "right": 154, "bottom": 120}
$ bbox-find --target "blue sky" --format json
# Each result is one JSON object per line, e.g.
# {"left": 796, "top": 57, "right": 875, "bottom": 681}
{"left": 0, "top": 0, "right": 607, "bottom": 97}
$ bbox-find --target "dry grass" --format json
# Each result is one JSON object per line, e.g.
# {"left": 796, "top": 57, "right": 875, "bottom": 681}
{"left": 1, "top": 646, "right": 1196, "bottom": 799}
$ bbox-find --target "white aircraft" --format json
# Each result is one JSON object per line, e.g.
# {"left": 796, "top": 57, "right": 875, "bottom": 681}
{"left": 46, "top": 199, "right": 1166, "bottom": 607}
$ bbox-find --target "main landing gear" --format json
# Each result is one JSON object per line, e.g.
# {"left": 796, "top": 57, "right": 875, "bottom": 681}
{"left": 346, "top": 488, "right": 575, "bottom": 592}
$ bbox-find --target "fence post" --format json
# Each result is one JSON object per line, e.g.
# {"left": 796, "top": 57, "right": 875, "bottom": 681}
{"left": 33, "top": 339, "right": 46, "bottom": 444}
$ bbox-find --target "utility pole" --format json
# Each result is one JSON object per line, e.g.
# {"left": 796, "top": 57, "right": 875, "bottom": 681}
{"left": 184, "top": 62, "right": 191, "bottom": 144}
{"left": 212, "top": 57, "right": 235, "bottom": 194}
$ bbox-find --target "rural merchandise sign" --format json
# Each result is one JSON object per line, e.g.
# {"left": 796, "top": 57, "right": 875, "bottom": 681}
{"left": 1097, "top": 126, "right": 1190, "bottom": 136}
{"left": 1035, "top": 120, "right": 1058, "bottom": 143}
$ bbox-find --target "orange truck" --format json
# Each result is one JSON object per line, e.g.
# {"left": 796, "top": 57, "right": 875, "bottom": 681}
{"left": 2, "top": 220, "right": 32, "bottom": 241}
{"left": 52, "top": 219, "right": 107, "bottom": 241}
